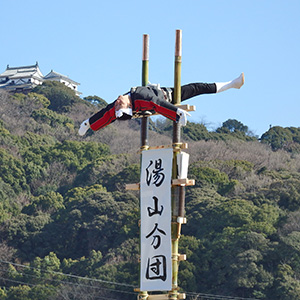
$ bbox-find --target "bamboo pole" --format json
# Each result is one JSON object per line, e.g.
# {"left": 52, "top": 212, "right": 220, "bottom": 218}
{"left": 140, "top": 34, "right": 150, "bottom": 151}
{"left": 173, "top": 30, "right": 186, "bottom": 221}
{"left": 173, "top": 30, "right": 182, "bottom": 106}
{"left": 170, "top": 29, "right": 183, "bottom": 300}
{"left": 172, "top": 29, "right": 182, "bottom": 146}
{"left": 138, "top": 34, "right": 149, "bottom": 300}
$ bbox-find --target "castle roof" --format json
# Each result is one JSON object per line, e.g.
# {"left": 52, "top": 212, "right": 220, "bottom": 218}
{"left": 44, "top": 70, "right": 80, "bottom": 85}
{"left": 0, "top": 62, "right": 43, "bottom": 80}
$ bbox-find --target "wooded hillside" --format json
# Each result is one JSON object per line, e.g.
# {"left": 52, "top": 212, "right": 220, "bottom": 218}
{"left": 1, "top": 83, "right": 300, "bottom": 299}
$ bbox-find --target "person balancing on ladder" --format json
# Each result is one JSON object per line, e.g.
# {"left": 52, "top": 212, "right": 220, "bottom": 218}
{"left": 78, "top": 73, "right": 244, "bottom": 136}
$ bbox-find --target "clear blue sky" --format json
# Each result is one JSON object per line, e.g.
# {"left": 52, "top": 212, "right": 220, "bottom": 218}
{"left": 1, "top": 0, "right": 299, "bottom": 137}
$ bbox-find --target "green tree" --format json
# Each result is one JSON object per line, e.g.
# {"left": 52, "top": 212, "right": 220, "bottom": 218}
{"left": 189, "top": 164, "right": 238, "bottom": 195}
{"left": 12, "top": 92, "right": 50, "bottom": 109}
{"left": 215, "top": 119, "right": 257, "bottom": 141}
{"left": 0, "top": 148, "right": 28, "bottom": 193}
{"left": 0, "top": 179, "right": 19, "bottom": 221}
{"left": 265, "top": 177, "right": 300, "bottom": 210}
{"left": 184, "top": 189, "right": 280, "bottom": 297}
{"left": 273, "top": 264, "right": 300, "bottom": 300}
{"left": 7, "top": 285, "right": 31, "bottom": 300}
{"left": 31, "top": 108, "right": 74, "bottom": 128}
{"left": 84, "top": 95, "right": 107, "bottom": 108}
{"left": 22, "top": 192, "right": 65, "bottom": 215}
{"left": 75, "top": 153, "right": 135, "bottom": 190}
{"left": 219, "top": 119, "right": 249, "bottom": 133}
{"left": 1, "top": 213, "right": 52, "bottom": 260}
{"left": 30, "top": 184, "right": 139, "bottom": 259}
{"left": 182, "top": 121, "right": 214, "bottom": 141}
{"left": 0, "top": 288, "right": 7, "bottom": 298}
{"left": 33, "top": 81, "right": 80, "bottom": 112}
{"left": 44, "top": 140, "right": 110, "bottom": 172}
{"left": 261, "top": 126, "right": 294, "bottom": 151}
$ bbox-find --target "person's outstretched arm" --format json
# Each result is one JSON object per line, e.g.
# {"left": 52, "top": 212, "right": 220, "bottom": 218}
{"left": 78, "top": 101, "right": 117, "bottom": 136}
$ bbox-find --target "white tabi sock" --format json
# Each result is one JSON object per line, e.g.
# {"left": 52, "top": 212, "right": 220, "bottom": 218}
{"left": 78, "top": 119, "right": 90, "bottom": 136}
{"left": 216, "top": 73, "right": 245, "bottom": 93}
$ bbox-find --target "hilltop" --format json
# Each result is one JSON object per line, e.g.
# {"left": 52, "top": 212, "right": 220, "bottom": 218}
{"left": 1, "top": 82, "right": 300, "bottom": 299}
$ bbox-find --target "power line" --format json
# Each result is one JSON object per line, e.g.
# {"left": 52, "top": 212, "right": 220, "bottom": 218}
{"left": 185, "top": 291, "right": 259, "bottom": 300}
{"left": 0, "top": 278, "right": 118, "bottom": 300}
{"left": 0, "top": 273, "right": 130, "bottom": 300}
{"left": 0, "top": 259, "right": 135, "bottom": 288}
{"left": 0, "top": 266, "right": 136, "bottom": 296}
{"left": 0, "top": 259, "right": 259, "bottom": 300}
{"left": 0, "top": 276, "right": 54, "bottom": 289}
{"left": 0, "top": 259, "right": 137, "bottom": 299}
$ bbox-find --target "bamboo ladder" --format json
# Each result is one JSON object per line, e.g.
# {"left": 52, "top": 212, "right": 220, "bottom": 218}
{"left": 127, "top": 30, "right": 195, "bottom": 300}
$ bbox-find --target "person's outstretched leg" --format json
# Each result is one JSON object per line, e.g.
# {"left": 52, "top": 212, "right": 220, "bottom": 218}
{"left": 168, "top": 73, "right": 245, "bottom": 102}
{"left": 180, "top": 82, "right": 216, "bottom": 101}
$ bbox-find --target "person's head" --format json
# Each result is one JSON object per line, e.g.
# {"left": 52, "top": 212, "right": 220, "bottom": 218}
{"left": 115, "top": 94, "right": 133, "bottom": 120}
{"left": 115, "top": 95, "right": 132, "bottom": 110}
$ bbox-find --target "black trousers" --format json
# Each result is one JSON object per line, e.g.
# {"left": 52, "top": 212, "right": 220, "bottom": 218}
{"left": 162, "top": 82, "right": 216, "bottom": 102}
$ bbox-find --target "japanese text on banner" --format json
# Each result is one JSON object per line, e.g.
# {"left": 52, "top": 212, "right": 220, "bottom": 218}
{"left": 140, "top": 148, "right": 173, "bottom": 291}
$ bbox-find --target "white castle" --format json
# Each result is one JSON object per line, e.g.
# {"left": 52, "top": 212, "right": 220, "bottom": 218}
{"left": 0, "top": 62, "right": 81, "bottom": 96}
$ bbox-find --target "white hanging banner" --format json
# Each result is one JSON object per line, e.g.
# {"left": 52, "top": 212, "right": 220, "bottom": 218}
{"left": 140, "top": 148, "right": 173, "bottom": 291}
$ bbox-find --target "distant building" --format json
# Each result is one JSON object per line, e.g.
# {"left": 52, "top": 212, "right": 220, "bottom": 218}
{"left": 0, "top": 62, "right": 81, "bottom": 96}
{"left": 44, "top": 70, "right": 81, "bottom": 95}
{"left": 0, "top": 63, "right": 44, "bottom": 93}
